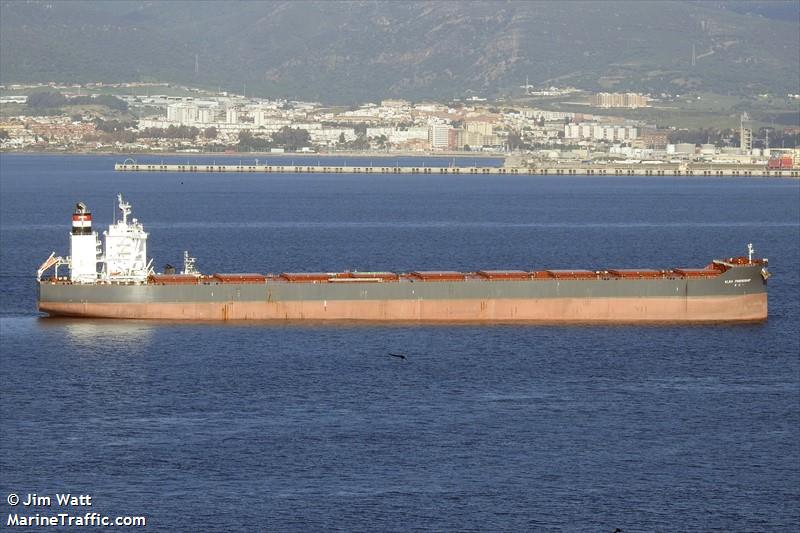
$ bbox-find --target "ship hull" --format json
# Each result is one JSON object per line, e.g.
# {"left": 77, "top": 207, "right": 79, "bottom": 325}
{"left": 39, "top": 294, "right": 766, "bottom": 322}
{"left": 38, "top": 264, "right": 768, "bottom": 322}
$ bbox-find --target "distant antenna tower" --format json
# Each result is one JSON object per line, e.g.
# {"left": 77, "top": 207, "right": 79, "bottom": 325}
{"left": 691, "top": 44, "right": 696, "bottom": 67}
{"left": 195, "top": 54, "right": 199, "bottom": 75}
{"left": 526, "top": 75, "right": 530, "bottom": 95}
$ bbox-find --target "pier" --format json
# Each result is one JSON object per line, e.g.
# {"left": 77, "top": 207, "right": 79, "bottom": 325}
{"left": 114, "top": 162, "right": 799, "bottom": 178}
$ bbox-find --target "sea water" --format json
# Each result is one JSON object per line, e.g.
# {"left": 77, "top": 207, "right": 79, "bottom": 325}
{"left": 1, "top": 154, "right": 798, "bottom": 531}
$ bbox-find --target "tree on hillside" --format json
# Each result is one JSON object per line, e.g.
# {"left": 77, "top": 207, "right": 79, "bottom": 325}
{"left": 757, "top": 127, "right": 799, "bottom": 148}
{"left": 71, "top": 94, "right": 128, "bottom": 111}
{"left": 139, "top": 125, "right": 199, "bottom": 139}
{"left": 348, "top": 135, "right": 370, "bottom": 150}
{"left": 26, "top": 91, "right": 67, "bottom": 109}
{"left": 507, "top": 131, "right": 523, "bottom": 150}
{"left": 94, "top": 118, "right": 136, "bottom": 133}
{"left": 204, "top": 126, "right": 218, "bottom": 139}
{"left": 271, "top": 126, "right": 310, "bottom": 151}
{"left": 237, "top": 129, "right": 269, "bottom": 151}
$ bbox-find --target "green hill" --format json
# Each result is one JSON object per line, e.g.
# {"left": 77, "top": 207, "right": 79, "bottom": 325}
{"left": 1, "top": 0, "right": 797, "bottom": 103}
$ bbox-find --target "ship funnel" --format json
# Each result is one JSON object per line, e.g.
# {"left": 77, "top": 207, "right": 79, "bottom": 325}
{"left": 69, "top": 201, "right": 99, "bottom": 282}
{"left": 71, "top": 202, "right": 92, "bottom": 235}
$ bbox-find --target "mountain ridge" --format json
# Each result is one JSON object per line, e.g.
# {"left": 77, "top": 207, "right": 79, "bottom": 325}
{"left": 1, "top": 0, "right": 797, "bottom": 103}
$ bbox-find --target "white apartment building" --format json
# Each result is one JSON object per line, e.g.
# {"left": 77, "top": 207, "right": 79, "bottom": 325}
{"left": 196, "top": 106, "right": 216, "bottom": 124}
{"left": 564, "top": 123, "right": 638, "bottom": 142}
{"left": 253, "top": 109, "right": 268, "bottom": 128}
{"left": 367, "top": 127, "right": 429, "bottom": 144}
{"left": 225, "top": 107, "right": 240, "bottom": 124}
{"left": 166, "top": 103, "right": 197, "bottom": 125}
{"left": 428, "top": 124, "right": 452, "bottom": 150}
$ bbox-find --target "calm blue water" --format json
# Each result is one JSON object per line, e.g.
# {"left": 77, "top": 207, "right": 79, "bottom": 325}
{"left": 1, "top": 154, "right": 798, "bottom": 531}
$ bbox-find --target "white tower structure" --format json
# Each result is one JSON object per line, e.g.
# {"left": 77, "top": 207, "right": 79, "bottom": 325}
{"left": 196, "top": 105, "right": 217, "bottom": 124}
{"left": 740, "top": 112, "right": 753, "bottom": 153}
{"left": 254, "top": 108, "right": 268, "bottom": 127}
{"left": 69, "top": 202, "right": 100, "bottom": 283}
{"left": 166, "top": 103, "right": 198, "bottom": 125}
{"left": 102, "top": 194, "right": 152, "bottom": 283}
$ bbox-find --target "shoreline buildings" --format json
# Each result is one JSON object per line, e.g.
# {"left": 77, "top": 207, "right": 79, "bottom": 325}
{"left": 590, "top": 92, "right": 650, "bottom": 108}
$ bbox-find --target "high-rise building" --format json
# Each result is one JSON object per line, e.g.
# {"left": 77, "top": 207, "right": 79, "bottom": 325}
{"left": 428, "top": 124, "right": 452, "bottom": 150}
{"left": 166, "top": 103, "right": 197, "bottom": 125}
{"left": 196, "top": 106, "right": 214, "bottom": 124}
{"left": 564, "top": 123, "right": 637, "bottom": 142}
{"left": 639, "top": 129, "right": 669, "bottom": 149}
{"left": 740, "top": 112, "right": 753, "bottom": 153}
{"left": 253, "top": 109, "right": 269, "bottom": 127}
{"left": 447, "top": 128, "right": 459, "bottom": 150}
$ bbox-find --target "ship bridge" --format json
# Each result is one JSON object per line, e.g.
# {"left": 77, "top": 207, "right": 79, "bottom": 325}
{"left": 102, "top": 194, "right": 153, "bottom": 283}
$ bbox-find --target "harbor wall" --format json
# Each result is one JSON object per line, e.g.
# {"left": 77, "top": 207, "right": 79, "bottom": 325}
{"left": 114, "top": 162, "right": 799, "bottom": 178}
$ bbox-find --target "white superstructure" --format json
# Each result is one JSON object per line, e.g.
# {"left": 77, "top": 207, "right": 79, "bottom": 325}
{"left": 37, "top": 195, "right": 154, "bottom": 284}
{"left": 102, "top": 194, "right": 152, "bottom": 283}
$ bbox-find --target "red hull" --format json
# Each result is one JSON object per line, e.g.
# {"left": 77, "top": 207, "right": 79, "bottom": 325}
{"left": 39, "top": 293, "right": 767, "bottom": 322}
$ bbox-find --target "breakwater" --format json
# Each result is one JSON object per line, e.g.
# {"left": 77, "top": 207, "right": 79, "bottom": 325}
{"left": 114, "top": 162, "right": 799, "bottom": 178}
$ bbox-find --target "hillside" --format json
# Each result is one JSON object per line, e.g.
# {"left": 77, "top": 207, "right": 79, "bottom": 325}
{"left": 1, "top": 0, "right": 798, "bottom": 103}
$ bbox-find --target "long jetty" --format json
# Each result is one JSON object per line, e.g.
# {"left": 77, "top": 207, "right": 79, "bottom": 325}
{"left": 114, "top": 162, "right": 799, "bottom": 178}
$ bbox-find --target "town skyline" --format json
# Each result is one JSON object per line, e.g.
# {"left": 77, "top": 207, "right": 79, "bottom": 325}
{"left": 1, "top": 79, "right": 798, "bottom": 168}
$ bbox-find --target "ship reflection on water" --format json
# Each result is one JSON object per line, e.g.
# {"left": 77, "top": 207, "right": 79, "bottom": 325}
{"left": 39, "top": 318, "right": 155, "bottom": 350}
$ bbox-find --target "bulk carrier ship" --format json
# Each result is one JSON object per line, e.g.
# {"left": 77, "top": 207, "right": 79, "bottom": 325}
{"left": 37, "top": 195, "right": 769, "bottom": 322}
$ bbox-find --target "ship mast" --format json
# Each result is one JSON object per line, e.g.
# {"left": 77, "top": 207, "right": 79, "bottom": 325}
{"left": 182, "top": 251, "right": 199, "bottom": 275}
{"left": 118, "top": 193, "right": 131, "bottom": 225}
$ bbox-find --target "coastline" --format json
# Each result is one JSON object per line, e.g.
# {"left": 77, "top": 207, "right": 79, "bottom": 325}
{"left": 0, "top": 149, "right": 506, "bottom": 159}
